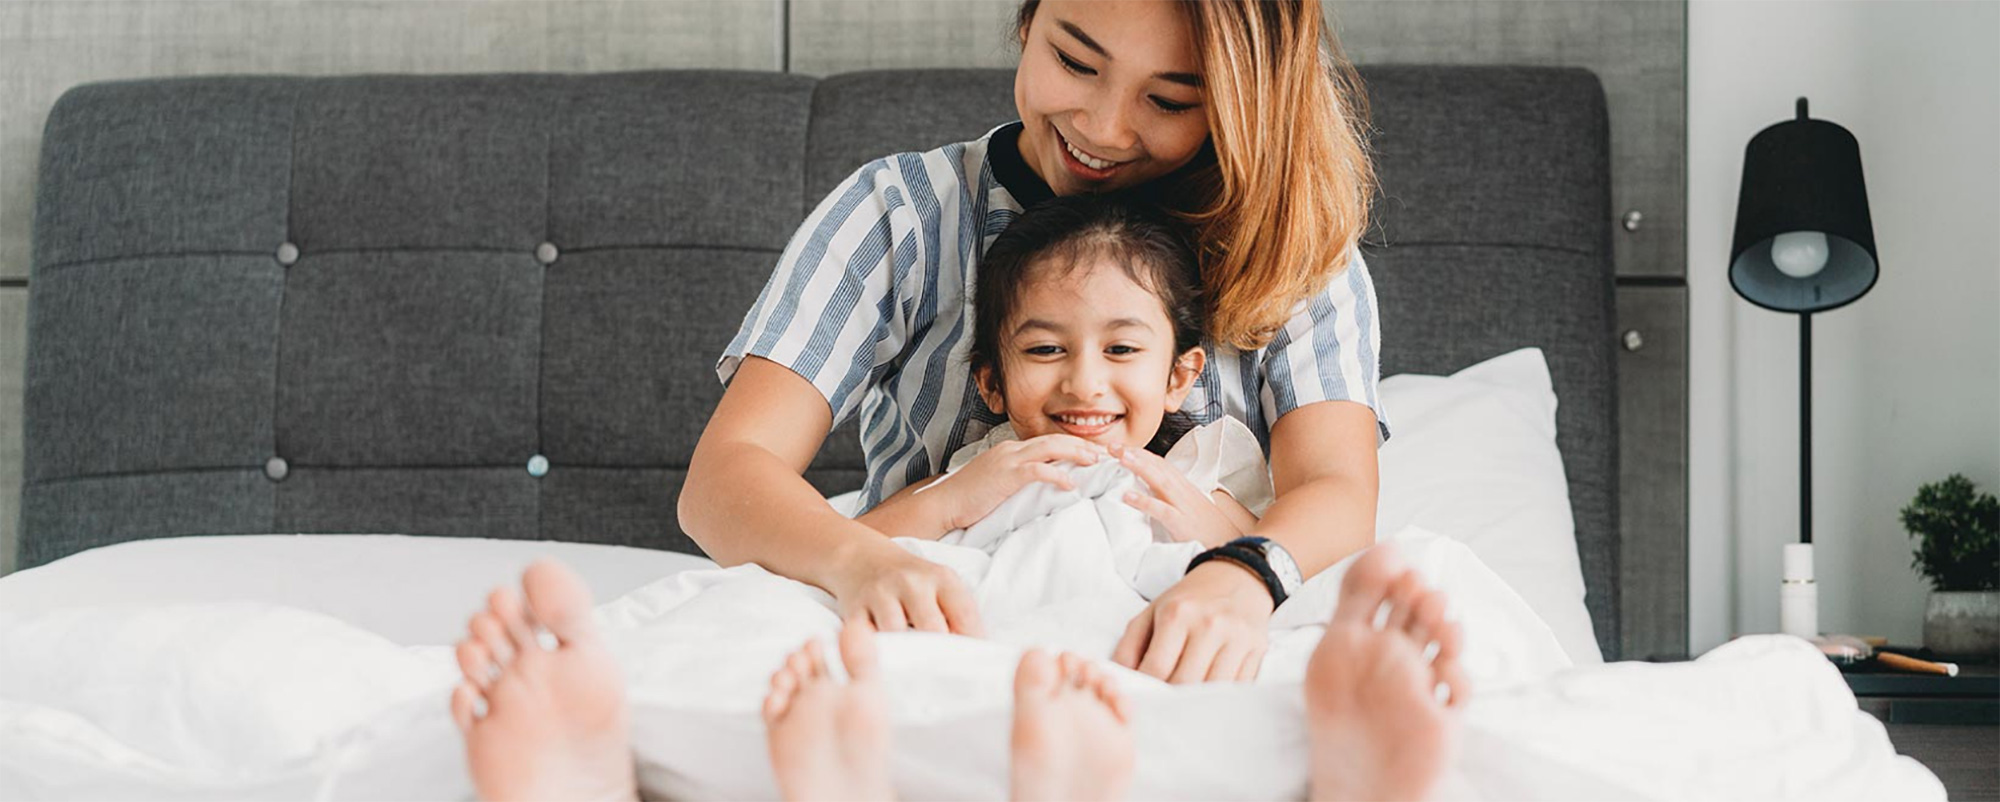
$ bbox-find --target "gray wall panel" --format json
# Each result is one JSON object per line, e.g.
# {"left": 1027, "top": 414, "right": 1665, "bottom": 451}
{"left": 1331, "top": 0, "right": 1686, "bottom": 280}
{"left": 1617, "top": 284, "right": 1689, "bottom": 660}
{"left": 789, "top": 0, "right": 1022, "bottom": 74}
{"left": 1, "top": 287, "right": 22, "bottom": 577}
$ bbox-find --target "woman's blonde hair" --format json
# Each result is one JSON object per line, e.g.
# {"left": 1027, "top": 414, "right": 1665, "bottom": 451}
{"left": 1016, "top": 0, "right": 1376, "bottom": 350}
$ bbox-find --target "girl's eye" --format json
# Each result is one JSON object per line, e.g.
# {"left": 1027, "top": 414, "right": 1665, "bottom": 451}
{"left": 1107, "top": 345, "right": 1139, "bottom": 356}
{"left": 1026, "top": 345, "right": 1063, "bottom": 356}
{"left": 1055, "top": 49, "right": 1097, "bottom": 77}
{"left": 1151, "top": 97, "right": 1197, "bottom": 114}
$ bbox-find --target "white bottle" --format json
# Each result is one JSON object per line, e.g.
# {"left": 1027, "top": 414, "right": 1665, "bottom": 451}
{"left": 1780, "top": 542, "right": 1818, "bottom": 639}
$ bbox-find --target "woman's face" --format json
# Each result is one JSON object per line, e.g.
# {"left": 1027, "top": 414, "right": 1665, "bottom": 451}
{"left": 1014, "top": 0, "right": 1211, "bottom": 196}
{"left": 977, "top": 254, "right": 1203, "bottom": 449}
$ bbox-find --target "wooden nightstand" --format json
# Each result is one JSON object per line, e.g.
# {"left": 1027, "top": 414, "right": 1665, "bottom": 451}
{"left": 1845, "top": 664, "right": 1999, "bottom": 800}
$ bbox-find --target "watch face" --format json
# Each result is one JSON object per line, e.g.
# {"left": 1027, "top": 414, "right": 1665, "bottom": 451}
{"left": 1266, "top": 542, "right": 1304, "bottom": 593}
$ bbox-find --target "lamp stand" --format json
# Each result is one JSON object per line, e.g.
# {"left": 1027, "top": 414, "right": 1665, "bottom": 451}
{"left": 1781, "top": 311, "right": 1819, "bottom": 638}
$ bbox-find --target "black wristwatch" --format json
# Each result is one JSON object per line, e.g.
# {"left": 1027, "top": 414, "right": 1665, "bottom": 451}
{"left": 1186, "top": 536, "right": 1303, "bottom": 608}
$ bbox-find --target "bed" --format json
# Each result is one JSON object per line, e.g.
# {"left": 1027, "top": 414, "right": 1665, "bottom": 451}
{"left": 3, "top": 67, "right": 1936, "bottom": 800}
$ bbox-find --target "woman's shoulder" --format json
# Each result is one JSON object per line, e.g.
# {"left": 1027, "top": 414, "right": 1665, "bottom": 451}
{"left": 832, "top": 123, "right": 1015, "bottom": 202}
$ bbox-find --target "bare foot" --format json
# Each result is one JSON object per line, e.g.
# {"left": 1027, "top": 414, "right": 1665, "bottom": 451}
{"left": 1305, "top": 546, "right": 1467, "bottom": 802}
{"left": 450, "top": 559, "right": 637, "bottom": 802}
{"left": 762, "top": 621, "right": 895, "bottom": 802}
{"left": 1009, "top": 650, "right": 1135, "bottom": 802}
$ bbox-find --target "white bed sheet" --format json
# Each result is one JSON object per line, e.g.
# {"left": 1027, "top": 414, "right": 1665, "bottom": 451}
{"left": 0, "top": 533, "right": 1943, "bottom": 801}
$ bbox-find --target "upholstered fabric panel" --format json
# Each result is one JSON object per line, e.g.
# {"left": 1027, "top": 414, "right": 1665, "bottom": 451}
{"left": 23, "top": 256, "right": 283, "bottom": 481}
{"left": 277, "top": 251, "right": 544, "bottom": 466}
{"left": 540, "top": 247, "right": 775, "bottom": 465}
{"left": 31, "top": 78, "right": 295, "bottom": 269}
{"left": 805, "top": 69, "right": 1019, "bottom": 202}
{"left": 19, "top": 472, "right": 276, "bottom": 569}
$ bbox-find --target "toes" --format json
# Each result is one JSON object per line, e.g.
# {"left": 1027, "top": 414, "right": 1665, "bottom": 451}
{"left": 1406, "top": 587, "right": 1449, "bottom": 645}
{"left": 1014, "top": 649, "right": 1058, "bottom": 702}
{"left": 488, "top": 586, "right": 538, "bottom": 656}
{"left": 764, "top": 666, "right": 799, "bottom": 723}
{"left": 1056, "top": 652, "right": 1088, "bottom": 689}
{"left": 521, "top": 559, "right": 598, "bottom": 647}
{"left": 1332, "top": 545, "right": 1403, "bottom": 627}
{"left": 450, "top": 682, "right": 484, "bottom": 734}
{"left": 838, "top": 619, "right": 880, "bottom": 682}
{"left": 1078, "top": 660, "right": 1132, "bottom": 723}
{"left": 804, "top": 639, "right": 829, "bottom": 679}
{"left": 470, "top": 611, "right": 516, "bottom": 665}
{"left": 1381, "top": 572, "right": 1423, "bottom": 633}
{"left": 456, "top": 640, "right": 496, "bottom": 688}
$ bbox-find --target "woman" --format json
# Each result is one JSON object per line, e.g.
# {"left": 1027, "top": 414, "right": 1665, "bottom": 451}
{"left": 682, "top": 0, "right": 1383, "bottom": 685}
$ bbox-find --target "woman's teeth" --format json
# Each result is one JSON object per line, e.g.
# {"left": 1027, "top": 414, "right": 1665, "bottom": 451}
{"left": 1056, "top": 414, "right": 1120, "bottom": 427}
{"left": 1063, "top": 136, "right": 1120, "bottom": 171}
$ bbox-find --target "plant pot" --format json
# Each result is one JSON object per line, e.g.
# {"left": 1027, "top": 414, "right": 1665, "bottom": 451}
{"left": 1924, "top": 590, "right": 2000, "bottom": 662}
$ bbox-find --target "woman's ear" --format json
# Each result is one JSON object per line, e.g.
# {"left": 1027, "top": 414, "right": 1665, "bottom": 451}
{"left": 1164, "top": 347, "right": 1206, "bottom": 412}
{"left": 975, "top": 364, "right": 1007, "bottom": 416}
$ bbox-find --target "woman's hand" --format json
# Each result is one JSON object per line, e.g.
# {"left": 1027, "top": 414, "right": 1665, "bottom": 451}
{"left": 935, "top": 434, "right": 1106, "bottom": 530}
{"left": 1110, "top": 443, "right": 1249, "bottom": 549}
{"left": 1113, "top": 560, "right": 1274, "bottom": 683}
{"left": 826, "top": 537, "right": 985, "bottom": 636}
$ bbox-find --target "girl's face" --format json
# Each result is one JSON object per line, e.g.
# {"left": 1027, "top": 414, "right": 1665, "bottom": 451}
{"left": 977, "top": 254, "right": 1204, "bottom": 449}
{"left": 1014, "top": 0, "right": 1211, "bottom": 196}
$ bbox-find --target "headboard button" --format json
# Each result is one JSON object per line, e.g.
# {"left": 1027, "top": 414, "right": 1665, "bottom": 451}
{"left": 264, "top": 456, "right": 290, "bottom": 482}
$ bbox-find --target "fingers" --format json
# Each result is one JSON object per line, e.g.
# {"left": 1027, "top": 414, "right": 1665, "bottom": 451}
{"left": 1025, "top": 461, "right": 1076, "bottom": 492}
{"left": 906, "top": 596, "right": 951, "bottom": 634}
{"left": 1016, "top": 434, "right": 1106, "bottom": 467}
{"left": 1166, "top": 627, "right": 1225, "bottom": 684}
{"left": 1206, "top": 642, "right": 1254, "bottom": 683}
{"left": 938, "top": 577, "right": 986, "bottom": 638}
{"left": 1121, "top": 489, "right": 1180, "bottom": 526}
{"left": 838, "top": 618, "right": 880, "bottom": 681}
{"left": 868, "top": 598, "right": 911, "bottom": 632}
{"left": 1113, "top": 611, "right": 1153, "bottom": 669}
{"left": 1134, "top": 620, "right": 1189, "bottom": 680}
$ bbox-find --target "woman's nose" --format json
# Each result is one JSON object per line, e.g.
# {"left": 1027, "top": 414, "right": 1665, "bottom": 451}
{"left": 1072, "top": 96, "right": 1137, "bottom": 155}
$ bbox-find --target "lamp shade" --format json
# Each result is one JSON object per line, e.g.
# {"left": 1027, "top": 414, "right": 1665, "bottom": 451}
{"left": 1730, "top": 98, "right": 1878, "bottom": 313}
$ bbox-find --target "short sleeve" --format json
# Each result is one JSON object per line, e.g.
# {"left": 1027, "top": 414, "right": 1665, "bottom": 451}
{"left": 716, "top": 159, "right": 923, "bottom": 430}
{"left": 1257, "top": 250, "right": 1390, "bottom": 442}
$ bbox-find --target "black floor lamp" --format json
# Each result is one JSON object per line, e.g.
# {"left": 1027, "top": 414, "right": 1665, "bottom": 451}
{"left": 1729, "top": 97, "right": 1879, "bottom": 639}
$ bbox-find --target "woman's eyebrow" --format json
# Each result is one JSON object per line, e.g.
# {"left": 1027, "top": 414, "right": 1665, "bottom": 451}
{"left": 1055, "top": 19, "right": 1203, "bottom": 89}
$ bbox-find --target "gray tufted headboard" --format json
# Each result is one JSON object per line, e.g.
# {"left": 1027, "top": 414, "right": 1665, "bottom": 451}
{"left": 19, "top": 67, "right": 1619, "bottom": 656}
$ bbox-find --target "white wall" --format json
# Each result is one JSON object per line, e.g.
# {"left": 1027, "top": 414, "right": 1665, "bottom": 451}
{"left": 1688, "top": 0, "right": 2000, "bottom": 653}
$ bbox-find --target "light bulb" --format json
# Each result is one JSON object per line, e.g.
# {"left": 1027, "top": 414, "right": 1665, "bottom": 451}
{"left": 1771, "top": 231, "right": 1830, "bottom": 279}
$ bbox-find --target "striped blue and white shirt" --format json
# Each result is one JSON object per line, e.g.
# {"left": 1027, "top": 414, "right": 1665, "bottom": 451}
{"left": 718, "top": 122, "right": 1386, "bottom": 512}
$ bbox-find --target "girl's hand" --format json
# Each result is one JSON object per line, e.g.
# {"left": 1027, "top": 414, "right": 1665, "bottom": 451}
{"left": 827, "top": 538, "right": 985, "bottom": 636}
{"left": 936, "top": 434, "right": 1106, "bottom": 530}
{"left": 1110, "top": 443, "right": 1248, "bottom": 549}
{"left": 1113, "top": 560, "right": 1273, "bottom": 683}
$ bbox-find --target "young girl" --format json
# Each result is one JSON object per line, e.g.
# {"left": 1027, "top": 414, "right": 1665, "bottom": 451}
{"left": 685, "top": 0, "right": 1384, "bottom": 686}
{"left": 861, "top": 192, "right": 1273, "bottom": 565}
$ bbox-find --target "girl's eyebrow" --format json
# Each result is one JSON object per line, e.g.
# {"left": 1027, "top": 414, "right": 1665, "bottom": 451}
{"left": 1014, "top": 317, "right": 1156, "bottom": 335}
{"left": 1054, "top": 18, "right": 1203, "bottom": 89}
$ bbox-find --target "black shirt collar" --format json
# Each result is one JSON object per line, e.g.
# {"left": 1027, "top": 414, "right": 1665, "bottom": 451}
{"left": 990, "top": 121, "right": 1055, "bottom": 208}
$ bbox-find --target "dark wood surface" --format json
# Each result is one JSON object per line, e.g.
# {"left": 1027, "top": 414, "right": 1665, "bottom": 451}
{"left": 1883, "top": 724, "right": 2000, "bottom": 801}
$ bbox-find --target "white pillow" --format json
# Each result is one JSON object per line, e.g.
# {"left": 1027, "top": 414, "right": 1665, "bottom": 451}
{"left": 1376, "top": 348, "right": 1602, "bottom": 664}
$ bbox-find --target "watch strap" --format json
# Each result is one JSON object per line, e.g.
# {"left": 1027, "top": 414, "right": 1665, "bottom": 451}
{"left": 1187, "top": 544, "right": 1288, "bottom": 608}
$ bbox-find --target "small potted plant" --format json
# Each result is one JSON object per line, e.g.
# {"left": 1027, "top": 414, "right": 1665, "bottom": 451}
{"left": 1902, "top": 473, "right": 2000, "bottom": 661}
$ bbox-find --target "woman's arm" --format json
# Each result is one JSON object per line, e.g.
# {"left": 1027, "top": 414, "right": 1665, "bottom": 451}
{"left": 853, "top": 475, "right": 953, "bottom": 540}
{"left": 679, "top": 357, "right": 983, "bottom": 634}
{"left": 1110, "top": 400, "right": 1379, "bottom": 683}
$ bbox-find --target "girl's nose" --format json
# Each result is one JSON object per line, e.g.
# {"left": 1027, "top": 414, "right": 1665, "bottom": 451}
{"left": 1061, "top": 358, "right": 1111, "bottom": 399}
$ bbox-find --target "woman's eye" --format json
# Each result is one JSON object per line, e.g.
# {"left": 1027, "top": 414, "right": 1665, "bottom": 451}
{"left": 1055, "top": 50, "right": 1097, "bottom": 77}
{"left": 1151, "top": 97, "right": 1197, "bottom": 114}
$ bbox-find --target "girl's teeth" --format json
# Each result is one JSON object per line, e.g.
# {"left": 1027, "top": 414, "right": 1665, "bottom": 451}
{"left": 1059, "top": 415, "right": 1116, "bottom": 426}
{"left": 1064, "top": 138, "right": 1117, "bottom": 170}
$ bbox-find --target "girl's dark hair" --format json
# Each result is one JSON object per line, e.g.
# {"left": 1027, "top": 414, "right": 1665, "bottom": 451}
{"left": 970, "top": 194, "right": 1206, "bottom": 455}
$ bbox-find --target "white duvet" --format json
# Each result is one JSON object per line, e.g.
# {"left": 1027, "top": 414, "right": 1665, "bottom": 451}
{"left": 0, "top": 460, "right": 1944, "bottom": 801}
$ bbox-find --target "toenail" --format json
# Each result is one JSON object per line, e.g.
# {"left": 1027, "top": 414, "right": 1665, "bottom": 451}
{"left": 1420, "top": 640, "right": 1441, "bottom": 663}
{"left": 485, "top": 663, "right": 502, "bottom": 683}
{"left": 1433, "top": 682, "right": 1453, "bottom": 705}
{"left": 1371, "top": 601, "right": 1392, "bottom": 631}
{"left": 535, "top": 628, "right": 558, "bottom": 651}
